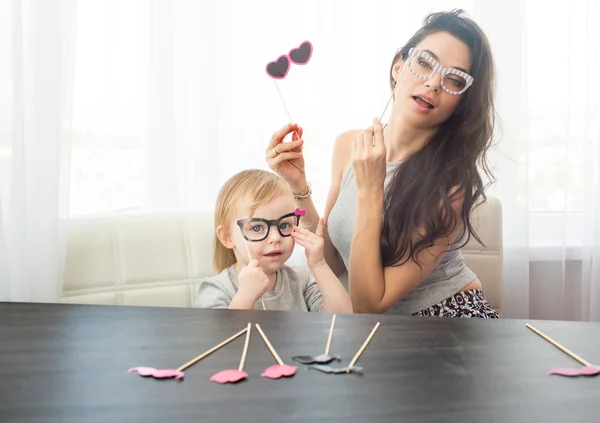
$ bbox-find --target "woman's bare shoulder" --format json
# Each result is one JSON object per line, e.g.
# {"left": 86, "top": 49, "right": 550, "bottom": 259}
{"left": 332, "top": 129, "right": 363, "bottom": 176}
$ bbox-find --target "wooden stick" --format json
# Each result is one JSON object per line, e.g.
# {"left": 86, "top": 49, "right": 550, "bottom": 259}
{"left": 525, "top": 323, "right": 592, "bottom": 367}
{"left": 274, "top": 80, "right": 302, "bottom": 140}
{"left": 255, "top": 323, "right": 284, "bottom": 365}
{"left": 176, "top": 326, "right": 248, "bottom": 371}
{"left": 238, "top": 323, "right": 252, "bottom": 371}
{"left": 324, "top": 314, "right": 336, "bottom": 355}
{"left": 374, "top": 61, "right": 409, "bottom": 146}
{"left": 243, "top": 241, "right": 266, "bottom": 310}
{"left": 347, "top": 322, "right": 380, "bottom": 371}
{"left": 243, "top": 241, "right": 252, "bottom": 263}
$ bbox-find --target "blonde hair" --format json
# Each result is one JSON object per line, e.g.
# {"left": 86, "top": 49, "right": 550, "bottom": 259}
{"left": 213, "top": 169, "right": 293, "bottom": 272}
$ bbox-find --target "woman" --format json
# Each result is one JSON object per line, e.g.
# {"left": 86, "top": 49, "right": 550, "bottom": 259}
{"left": 266, "top": 9, "right": 499, "bottom": 318}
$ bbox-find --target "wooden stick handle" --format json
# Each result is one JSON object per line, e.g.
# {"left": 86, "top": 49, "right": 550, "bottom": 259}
{"left": 255, "top": 323, "right": 284, "bottom": 365}
{"left": 243, "top": 241, "right": 266, "bottom": 311}
{"left": 374, "top": 61, "right": 409, "bottom": 146}
{"left": 177, "top": 326, "right": 248, "bottom": 371}
{"left": 243, "top": 241, "right": 252, "bottom": 263}
{"left": 324, "top": 314, "right": 336, "bottom": 356}
{"left": 274, "top": 80, "right": 302, "bottom": 140}
{"left": 525, "top": 323, "right": 592, "bottom": 367}
{"left": 348, "top": 322, "right": 380, "bottom": 370}
{"left": 238, "top": 323, "right": 252, "bottom": 371}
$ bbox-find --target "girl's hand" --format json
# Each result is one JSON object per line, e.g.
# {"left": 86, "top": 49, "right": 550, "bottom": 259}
{"left": 236, "top": 259, "right": 270, "bottom": 303}
{"left": 350, "top": 118, "right": 387, "bottom": 195}
{"left": 292, "top": 218, "right": 327, "bottom": 269}
{"left": 265, "top": 123, "right": 307, "bottom": 192}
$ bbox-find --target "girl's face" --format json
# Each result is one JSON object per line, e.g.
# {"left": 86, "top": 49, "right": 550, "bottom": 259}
{"left": 227, "top": 192, "right": 297, "bottom": 274}
{"left": 391, "top": 31, "right": 472, "bottom": 130}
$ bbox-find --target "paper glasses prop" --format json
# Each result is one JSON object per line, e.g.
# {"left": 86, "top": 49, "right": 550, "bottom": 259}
{"left": 128, "top": 326, "right": 249, "bottom": 379}
{"left": 240, "top": 208, "right": 306, "bottom": 311}
{"left": 526, "top": 323, "right": 600, "bottom": 377}
{"left": 210, "top": 323, "right": 252, "bottom": 384}
{"left": 293, "top": 314, "right": 341, "bottom": 365}
{"left": 308, "top": 322, "right": 380, "bottom": 374}
{"left": 255, "top": 324, "right": 297, "bottom": 379}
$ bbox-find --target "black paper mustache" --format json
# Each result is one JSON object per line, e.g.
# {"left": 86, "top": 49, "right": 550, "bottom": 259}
{"left": 265, "top": 41, "right": 313, "bottom": 79}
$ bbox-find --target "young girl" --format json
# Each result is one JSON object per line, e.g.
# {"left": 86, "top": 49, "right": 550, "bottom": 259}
{"left": 194, "top": 169, "right": 352, "bottom": 313}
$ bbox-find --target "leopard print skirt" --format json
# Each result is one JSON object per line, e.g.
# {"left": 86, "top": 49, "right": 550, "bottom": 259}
{"left": 412, "top": 289, "right": 500, "bottom": 318}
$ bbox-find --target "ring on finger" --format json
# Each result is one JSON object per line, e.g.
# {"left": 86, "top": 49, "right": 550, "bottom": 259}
{"left": 271, "top": 147, "right": 278, "bottom": 158}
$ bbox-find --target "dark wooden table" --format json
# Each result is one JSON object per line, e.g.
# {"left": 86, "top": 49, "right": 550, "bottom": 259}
{"left": 1, "top": 302, "right": 599, "bottom": 422}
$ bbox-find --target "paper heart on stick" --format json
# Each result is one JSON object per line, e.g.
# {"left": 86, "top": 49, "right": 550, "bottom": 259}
{"left": 289, "top": 41, "right": 313, "bottom": 65}
{"left": 266, "top": 55, "right": 290, "bottom": 80}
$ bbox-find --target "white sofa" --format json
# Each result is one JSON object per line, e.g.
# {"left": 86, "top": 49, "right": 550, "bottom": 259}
{"left": 63, "top": 197, "right": 503, "bottom": 314}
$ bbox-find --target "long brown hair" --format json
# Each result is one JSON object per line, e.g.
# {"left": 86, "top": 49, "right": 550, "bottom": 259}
{"left": 381, "top": 9, "right": 496, "bottom": 268}
{"left": 213, "top": 169, "right": 292, "bottom": 272}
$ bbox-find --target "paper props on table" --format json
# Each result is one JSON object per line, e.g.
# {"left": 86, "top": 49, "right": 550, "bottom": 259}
{"left": 309, "top": 321, "right": 380, "bottom": 375}
{"left": 255, "top": 323, "right": 297, "bottom": 379}
{"left": 293, "top": 314, "right": 341, "bottom": 365}
{"left": 127, "top": 367, "right": 185, "bottom": 379}
{"left": 128, "top": 326, "right": 249, "bottom": 380}
{"left": 210, "top": 323, "right": 252, "bottom": 384}
{"left": 526, "top": 323, "right": 600, "bottom": 377}
{"left": 547, "top": 366, "right": 600, "bottom": 377}
{"left": 308, "top": 364, "right": 363, "bottom": 374}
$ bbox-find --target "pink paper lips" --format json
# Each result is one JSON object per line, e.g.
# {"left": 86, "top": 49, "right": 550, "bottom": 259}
{"left": 128, "top": 366, "right": 185, "bottom": 379}
{"left": 547, "top": 366, "right": 600, "bottom": 377}
{"left": 210, "top": 369, "right": 249, "bottom": 384}
{"left": 261, "top": 364, "right": 297, "bottom": 379}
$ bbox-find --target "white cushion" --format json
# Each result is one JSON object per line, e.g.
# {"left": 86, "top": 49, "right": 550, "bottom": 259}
{"left": 63, "top": 211, "right": 215, "bottom": 307}
{"left": 462, "top": 196, "right": 503, "bottom": 315}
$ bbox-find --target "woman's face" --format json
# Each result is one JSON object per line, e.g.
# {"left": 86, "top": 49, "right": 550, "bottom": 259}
{"left": 392, "top": 31, "right": 472, "bottom": 130}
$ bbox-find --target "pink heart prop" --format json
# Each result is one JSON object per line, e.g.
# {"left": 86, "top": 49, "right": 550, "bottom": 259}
{"left": 294, "top": 208, "right": 306, "bottom": 216}
{"left": 265, "top": 55, "right": 290, "bottom": 80}
{"left": 210, "top": 369, "right": 248, "bottom": 384}
{"left": 261, "top": 364, "right": 297, "bottom": 379}
{"left": 288, "top": 41, "right": 313, "bottom": 65}
{"left": 128, "top": 366, "right": 185, "bottom": 379}
{"left": 547, "top": 365, "right": 600, "bottom": 377}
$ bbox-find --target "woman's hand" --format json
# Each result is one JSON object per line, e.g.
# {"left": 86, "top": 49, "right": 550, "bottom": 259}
{"left": 265, "top": 123, "right": 306, "bottom": 192}
{"left": 350, "top": 118, "right": 387, "bottom": 196}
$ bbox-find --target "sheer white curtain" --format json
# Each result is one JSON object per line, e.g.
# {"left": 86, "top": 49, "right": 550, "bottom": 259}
{"left": 0, "top": 0, "right": 77, "bottom": 302}
{"left": 1, "top": 0, "right": 599, "bottom": 320}
{"left": 478, "top": 0, "right": 600, "bottom": 320}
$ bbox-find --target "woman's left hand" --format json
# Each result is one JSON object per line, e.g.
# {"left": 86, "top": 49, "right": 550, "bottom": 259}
{"left": 350, "top": 118, "right": 387, "bottom": 195}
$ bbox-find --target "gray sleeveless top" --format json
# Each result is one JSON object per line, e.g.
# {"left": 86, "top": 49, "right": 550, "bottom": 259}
{"left": 327, "top": 161, "right": 476, "bottom": 315}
